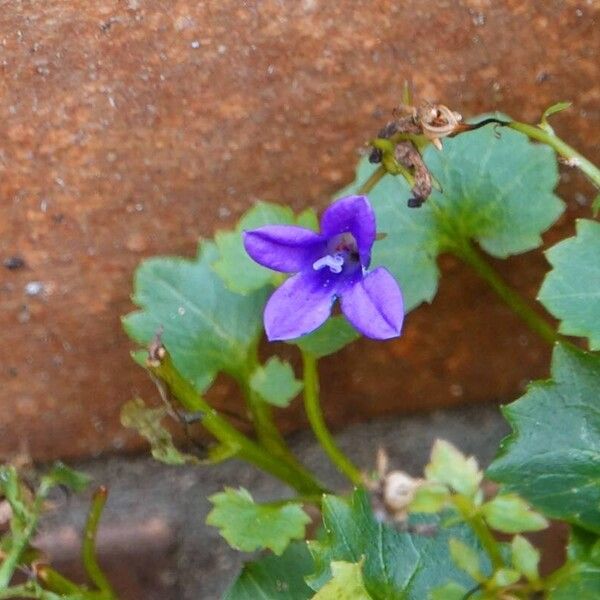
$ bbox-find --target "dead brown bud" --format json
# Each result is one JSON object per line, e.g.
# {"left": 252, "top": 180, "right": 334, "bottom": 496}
{"left": 370, "top": 101, "right": 463, "bottom": 162}
{"left": 395, "top": 141, "right": 432, "bottom": 207}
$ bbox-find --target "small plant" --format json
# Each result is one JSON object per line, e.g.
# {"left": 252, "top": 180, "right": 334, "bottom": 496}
{"left": 2, "top": 96, "right": 599, "bottom": 598}
{"left": 0, "top": 463, "right": 117, "bottom": 599}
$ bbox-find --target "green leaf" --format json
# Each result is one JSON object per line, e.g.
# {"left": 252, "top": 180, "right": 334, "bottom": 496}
{"left": 341, "top": 125, "right": 562, "bottom": 310}
{"left": 409, "top": 482, "right": 450, "bottom": 513}
{"left": 290, "top": 316, "right": 360, "bottom": 358}
{"left": 307, "top": 490, "right": 489, "bottom": 599}
{"left": 511, "top": 535, "right": 540, "bottom": 582}
{"left": 123, "top": 242, "right": 268, "bottom": 391}
{"left": 538, "top": 219, "right": 600, "bottom": 350}
{"left": 223, "top": 542, "right": 313, "bottom": 599}
{"left": 490, "top": 568, "right": 521, "bottom": 588}
{"left": 425, "top": 126, "right": 562, "bottom": 256}
{"left": 449, "top": 538, "right": 483, "bottom": 582}
{"left": 312, "top": 561, "right": 372, "bottom": 600}
{"left": 487, "top": 344, "right": 600, "bottom": 533}
{"left": 540, "top": 101, "right": 572, "bottom": 132}
{"left": 567, "top": 526, "right": 600, "bottom": 564}
{"left": 250, "top": 357, "right": 304, "bottom": 407}
{"left": 541, "top": 101, "right": 572, "bottom": 121}
{"left": 297, "top": 208, "right": 320, "bottom": 231}
{"left": 44, "top": 463, "right": 91, "bottom": 493}
{"left": 206, "top": 488, "right": 310, "bottom": 555}
{"left": 429, "top": 582, "right": 468, "bottom": 600}
{"left": 559, "top": 526, "right": 600, "bottom": 596}
{"left": 424, "top": 440, "right": 483, "bottom": 498}
{"left": 120, "top": 398, "right": 199, "bottom": 465}
{"left": 212, "top": 202, "right": 318, "bottom": 294}
{"left": 548, "top": 562, "right": 600, "bottom": 599}
{"left": 481, "top": 494, "right": 548, "bottom": 533}
{"left": 557, "top": 529, "right": 600, "bottom": 596}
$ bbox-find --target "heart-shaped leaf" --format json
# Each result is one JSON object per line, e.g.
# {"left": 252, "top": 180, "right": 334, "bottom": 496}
{"left": 123, "top": 242, "right": 267, "bottom": 391}
{"left": 341, "top": 125, "right": 563, "bottom": 311}
{"left": 488, "top": 344, "right": 600, "bottom": 533}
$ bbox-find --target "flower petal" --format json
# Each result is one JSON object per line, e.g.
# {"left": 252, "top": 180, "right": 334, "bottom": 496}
{"left": 320, "top": 195, "right": 376, "bottom": 267}
{"left": 263, "top": 270, "right": 338, "bottom": 340}
{"left": 340, "top": 267, "right": 404, "bottom": 340}
{"left": 243, "top": 226, "right": 326, "bottom": 273}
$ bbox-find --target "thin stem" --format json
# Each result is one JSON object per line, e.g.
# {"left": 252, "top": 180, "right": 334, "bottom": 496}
{"left": 0, "top": 584, "right": 63, "bottom": 600}
{"left": 239, "top": 374, "right": 276, "bottom": 448}
{"left": 509, "top": 121, "right": 600, "bottom": 191}
{"left": 82, "top": 487, "right": 116, "bottom": 598}
{"left": 34, "top": 566, "right": 82, "bottom": 595}
{"left": 452, "top": 495, "right": 504, "bottom": 571}
{"left": 301, "top": 351, "right": 363, "bottom": 486}
{"left": 0, "top": 480, "right": 48, "bottom": 589}
{"left": 238, "top": 350, "right": 310, "bottom": 467}
{"left": 0, "top": 582, "right": 105, "bottom": 600}
{"left": 148, "top": 352, "right": 325, "bottom": 495}
{"left": 357, "top": 165, "right": 386, "bottom": 195}
{"left": 238, "top": 373, "right": 322, "bottom": 488}
{"left": 452, "top": 241, "right": 561, "bottom": 346}
{"left": 238, "top": 345, "right": 277, "bottom": 447}
{"left": 243, "top": 384, "right": 286, "bottom": 452}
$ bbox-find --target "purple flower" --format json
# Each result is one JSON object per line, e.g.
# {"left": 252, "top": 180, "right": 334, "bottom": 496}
{"left": 243, "top": 195, "right": 404, "bottom": 341}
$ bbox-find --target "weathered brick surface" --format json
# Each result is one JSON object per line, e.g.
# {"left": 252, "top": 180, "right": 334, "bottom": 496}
{"left": 1, "top": 0, "right": 598, "bottom": 460}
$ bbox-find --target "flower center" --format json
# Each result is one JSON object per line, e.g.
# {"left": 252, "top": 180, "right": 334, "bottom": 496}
{"left": 312, "top": 233, "right": 360, "bottom": 274}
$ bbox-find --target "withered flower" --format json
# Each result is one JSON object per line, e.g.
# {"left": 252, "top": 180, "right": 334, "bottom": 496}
{"left": 369, "top": 101, "right": 464, "bottom": 207}
{"left": 367, "top": 447, "right": 424, "bottom": 522}
{"left": 416, "top": 103, "right": 463, "bottom": 150}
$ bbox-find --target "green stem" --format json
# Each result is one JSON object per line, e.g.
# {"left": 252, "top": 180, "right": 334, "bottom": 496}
{"left": 0, "top": 480, "right": 48, "bottom": 589}
{"left": 357, "top": 165, "right": 386, "bottom": 195}
{"left": 238, "top": 351, "right": 311, "bottom": 470}
{"left": 301, "top": 351, "right": 363, "bottom": 486}
{"left": 239, "top": 374, "right": 276, "bottom": 448}
{"left": 82, "top": 487, "right": 116, "bottom": 598}
{"left": 238, "top": 345, "right": 276, "bottom": 447}
{"left": 0, "top": 583, "right": 63, "bottom": 600}
{"left": 452, "top": 241, "right": 561, "bottom": 346}
{"left": 452, "top": 495, "right": 504, "bottom": 571}
{"left": 244, "top": 384, "right": 286, "bottom": 452}
{"left": 238, "top": 373, "right": 323, "bottom": 490}
{"left": 0, "top": 582, "right": 104, "bottom": 600}
{"left": 509, "top": 121, "right": 600, "bottom": 190}
{"left": 149, "top": 353, "right": 325, "bottom": 495}
{"left": 35, "top": 567, "right": 82, "bottom": 595}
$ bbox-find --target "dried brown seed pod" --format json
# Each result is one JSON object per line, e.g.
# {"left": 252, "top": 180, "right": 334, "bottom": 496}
{"left": 417, "top": 103, "right": 463, "bottom": 150}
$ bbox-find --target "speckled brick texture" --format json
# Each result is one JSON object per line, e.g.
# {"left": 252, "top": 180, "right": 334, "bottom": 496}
{"left": 0, "top": 0, "right": 598, "bottom": 460}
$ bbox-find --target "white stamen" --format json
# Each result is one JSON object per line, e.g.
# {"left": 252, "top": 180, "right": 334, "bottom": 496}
{"left": 312, "top": 253, "right": 344, "bottom": 274}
